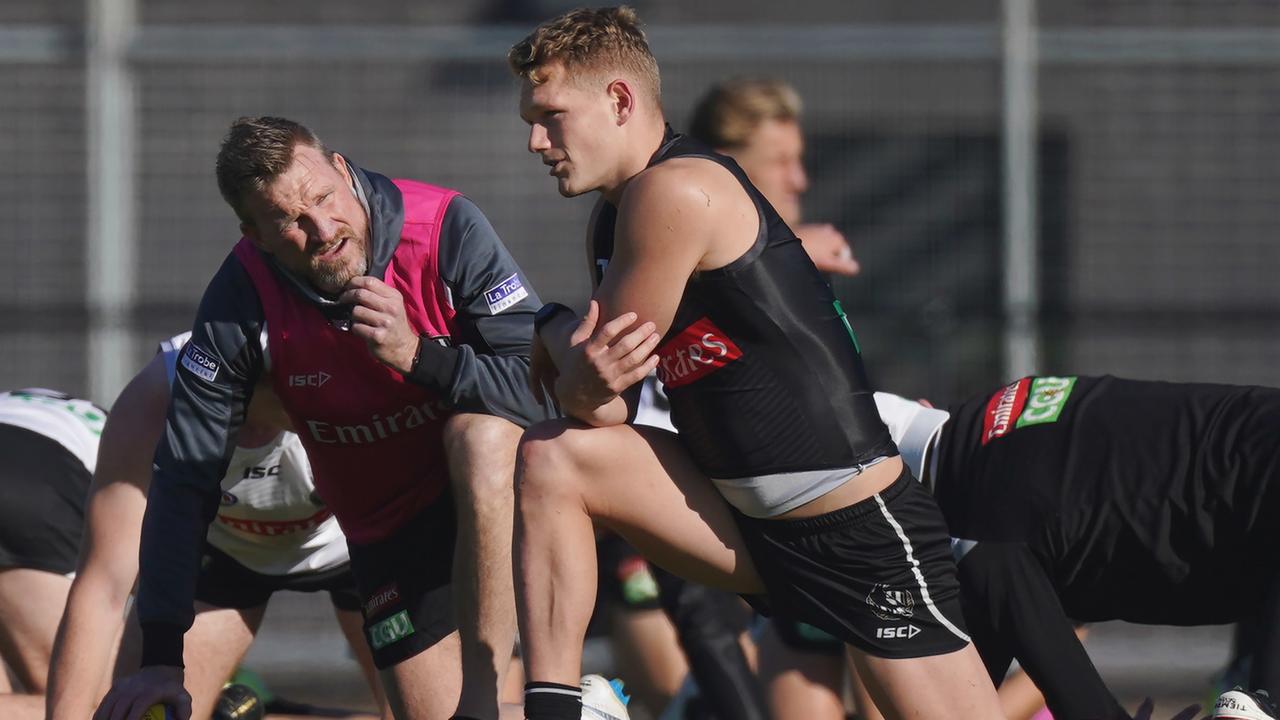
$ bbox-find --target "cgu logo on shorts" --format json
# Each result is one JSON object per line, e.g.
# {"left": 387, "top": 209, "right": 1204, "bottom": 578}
{"left": 981, "top": 376, "right": 1077, "bottom": 445}
{"left": 655, "top": 317, "right": 743, "bottom": 389}
{"left": 368, "top": 610, "right": 415, "bottom": 650}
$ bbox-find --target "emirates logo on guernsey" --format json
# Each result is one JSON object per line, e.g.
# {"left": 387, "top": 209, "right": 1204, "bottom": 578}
{"left": 655, "top": 317, "right": 743, "bottom": 388}
{"left": 981, "top": 378, "right": 1031, "bottom": 445}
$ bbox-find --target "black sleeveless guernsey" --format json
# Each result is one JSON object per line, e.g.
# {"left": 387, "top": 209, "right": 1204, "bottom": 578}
{"left": 592, "top": 128, "right": 897, "bottom": 479}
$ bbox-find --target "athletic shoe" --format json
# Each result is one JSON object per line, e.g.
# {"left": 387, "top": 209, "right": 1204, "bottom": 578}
{"left": 1214, "top": 687, "right": 1278, "bottom": 720}
{"left": 581, "top": 674, "right": 630, "bottom": 720}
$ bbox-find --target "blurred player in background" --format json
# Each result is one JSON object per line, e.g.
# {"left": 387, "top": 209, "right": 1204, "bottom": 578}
{"left": 47, "top": 333, "right": 386, "bottom": 720}
{"left": 509, "top": 7, "right": 1004, "bottom": 720}
{"left": 0, "top": 388, "right": 105, "bottom": 720}
{"left": 96, "top": 116, "right": 557, "bottom": 720}
{"left": 690, "top": 77, "right": 859, "bottom": 277}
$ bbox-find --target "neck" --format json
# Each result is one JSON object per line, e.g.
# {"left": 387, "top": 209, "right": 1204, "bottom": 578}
{"left": 600, "top": 117, "right": 667, "bottom": 205}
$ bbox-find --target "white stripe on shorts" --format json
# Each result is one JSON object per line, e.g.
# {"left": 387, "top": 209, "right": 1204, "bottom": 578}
{"left": 873, "top": 492, "right": 971, "bottom": 643}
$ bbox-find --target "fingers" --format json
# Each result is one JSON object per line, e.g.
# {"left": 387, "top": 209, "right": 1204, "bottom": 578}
{"left": 1132, "top": 697, "right": 1154, "bottom": 720}
{"left": 568, "top": 300, "right": 600, "bottom": 346}
{"left": 589, "top": 311, "right": 640, "bottom": 349}
{"left": 613, "top": 353, "right": 661, "bottom": 391}
{"left": 604, "top": 321, "right": 656, "bottom": 359}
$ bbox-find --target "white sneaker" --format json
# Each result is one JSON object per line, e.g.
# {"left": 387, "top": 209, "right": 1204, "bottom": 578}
{"left": 580, "top": 674, "right": 630, "bottom": 720}
{"left": 1215, "top": 688, "right": 1278, "bottom": 720}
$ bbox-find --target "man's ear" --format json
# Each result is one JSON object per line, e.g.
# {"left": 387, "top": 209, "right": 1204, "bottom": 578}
{"left": 242, "top": 222, "right": 267, "bottom": 251}
{"left": 331, "top": 151, "right": 353, "bottom": 184}
{"left": 608, "top": 79, "right": 636, "bottom": 127}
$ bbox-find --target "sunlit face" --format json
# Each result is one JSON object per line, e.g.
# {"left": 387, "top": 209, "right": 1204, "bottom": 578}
{"left": 519, "top": 62, "right": 622, "bottom": 197}
{"left": 721, "top": 118, "right": 809, "bottom": 226}
{"left": 241, "top": 144, "right": 370, "bottom": 296}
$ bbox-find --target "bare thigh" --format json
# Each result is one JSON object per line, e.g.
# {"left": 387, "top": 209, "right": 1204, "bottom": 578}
{"left": 851, "top": 643, "right": 1005, "bottom": 720}
{"left": 379, "top": 630, "right": 463, "bottom": 720}
{"left": 757, "top": 622, "right": 846, "bottom": 720}
{"left": 524, "top": 421, "right": 762, "bottom": 593}
{"left": 0, "top": 567, "right": 72, "bottom": 692}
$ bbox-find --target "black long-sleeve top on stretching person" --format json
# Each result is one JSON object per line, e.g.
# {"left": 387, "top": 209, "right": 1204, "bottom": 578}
{"left": 928, "top": 375, "right": 1280, "bottom": 720}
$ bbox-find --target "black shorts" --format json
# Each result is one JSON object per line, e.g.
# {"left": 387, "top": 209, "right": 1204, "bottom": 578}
{"left": 0, "top": 425, "right": 89, "bottom": 575}
{"left": 347, "top": 496, "right": 457, "bottom": 669}
{"left": 732, "top": 466, "right": 970, "bottom": 659}
{"left": 194, "top": 544, "right": 361, "bottom": 612}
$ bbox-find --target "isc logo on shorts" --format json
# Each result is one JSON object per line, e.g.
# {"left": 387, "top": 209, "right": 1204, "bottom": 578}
{"left": 368, "top": 609, "right": 415, "bottom": 650}
{"left": 876, "top": 625, "right": 922, "bottom": 640}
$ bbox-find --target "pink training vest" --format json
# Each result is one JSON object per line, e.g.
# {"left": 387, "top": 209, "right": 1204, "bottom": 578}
{"left": 233, "top": 180, "right": 459, "bottom": 545}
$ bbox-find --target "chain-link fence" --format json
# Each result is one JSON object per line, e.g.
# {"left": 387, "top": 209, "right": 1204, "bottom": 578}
{"left": 6, "top": 1, "right": 1278, "bottom": 409}
{"left": 3, "top": 0, "right": 1278, "bottom": 712}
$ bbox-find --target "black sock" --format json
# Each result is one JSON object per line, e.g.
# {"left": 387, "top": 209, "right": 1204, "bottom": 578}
{"left": 524, "top": 681, "right": 581, "bottom": 720}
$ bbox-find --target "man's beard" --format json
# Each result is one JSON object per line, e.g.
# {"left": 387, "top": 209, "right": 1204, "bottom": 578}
{"left": 309, "top": 231, "right": 368, "bottom": 295}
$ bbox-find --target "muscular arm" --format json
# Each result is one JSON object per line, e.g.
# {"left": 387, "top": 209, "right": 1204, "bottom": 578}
{"left": 548, "top": 159, "right": 757, "bottom": 425}
{"left": 46, "top": 357, "right": 170, "bottom": 720}
{"left": 136, "top": 255, "right": 265, "bottom": 668}
{"left": 958, "top": 542, "right": 1126, "bottom": 720}
{"left": 405, "top": 197, "right": 556, "bottom": 427}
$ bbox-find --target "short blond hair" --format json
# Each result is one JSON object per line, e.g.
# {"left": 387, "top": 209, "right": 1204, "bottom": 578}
{"left": 508, "top": 6, "right": 661, "bottom": 106}
{"left": 689, "top": 78, "right": 803, "bottom": 150}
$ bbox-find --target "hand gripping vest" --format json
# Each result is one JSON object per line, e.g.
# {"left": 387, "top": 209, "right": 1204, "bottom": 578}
{"left": 233, "top": 180, "right": 459, "bottom": 544}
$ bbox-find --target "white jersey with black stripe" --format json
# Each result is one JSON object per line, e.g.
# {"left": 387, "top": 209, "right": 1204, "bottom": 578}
{"left": 0, "top": 389, "right": 104, "bottom": 472}
{"left": 161, "top": 332, "right": 349, "bottom": 576}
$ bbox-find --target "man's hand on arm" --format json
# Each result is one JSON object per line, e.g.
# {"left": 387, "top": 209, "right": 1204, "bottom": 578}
{"left": 342, "top": 275, "right": 420, "bottom": 374}
{"left": 549, "top": 300, "right": 660, "bottom": 425}
{"left": 93, "top": 665, "right": 190, "bottom": 720}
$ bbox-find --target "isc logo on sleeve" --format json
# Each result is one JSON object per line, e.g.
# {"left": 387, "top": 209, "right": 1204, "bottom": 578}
{"left": 180, "top": 344, "right": 220, "bottom": 382}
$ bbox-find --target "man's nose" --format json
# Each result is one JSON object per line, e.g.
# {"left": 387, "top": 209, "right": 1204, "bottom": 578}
{"left": 528, "top": 123, "right": 551, "bottom": 154}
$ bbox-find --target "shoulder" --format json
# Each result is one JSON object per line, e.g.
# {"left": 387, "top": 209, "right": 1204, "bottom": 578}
{"left": 625, "top": 157, "right": 747, "bottom": 210}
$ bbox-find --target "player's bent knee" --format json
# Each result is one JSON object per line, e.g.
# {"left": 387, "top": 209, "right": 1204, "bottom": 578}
{"left": 515, "top": 421, "right": 592, "bottom": 500}
{"left": 443, "top": 413, "right": 521, "bottom": 460}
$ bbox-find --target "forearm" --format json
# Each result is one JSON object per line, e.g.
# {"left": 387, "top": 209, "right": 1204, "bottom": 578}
{"left": 47, "top": 574, "right": 131, "bottom": 719}
{"left": 563, "top": 393, "right": 629, "bottom": 427}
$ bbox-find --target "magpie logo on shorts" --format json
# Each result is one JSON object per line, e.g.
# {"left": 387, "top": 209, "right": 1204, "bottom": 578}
{"left": 368, "top": 609, "right": 415, "bottom": 650}
{"left": 180, "top": 343, "right": 220, "bottom": 382}
{"left": 866, "top": 583, "right": 915, "bottom": 621}
{"left": 655, "top": 316, "right": 743, "bottom": 389}
{"left": 484, "top": 272, "right": 529, "bottom": 314}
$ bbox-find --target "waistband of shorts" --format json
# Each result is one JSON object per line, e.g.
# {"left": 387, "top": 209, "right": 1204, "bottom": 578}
{"left": 734, "top": 465, "right": 915, "bottom": 537}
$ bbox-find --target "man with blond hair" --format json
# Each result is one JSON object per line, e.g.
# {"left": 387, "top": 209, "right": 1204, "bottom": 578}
{"left": 690, "top": 77, "right": 859, "bottom": 276}
{"left": 507, "top": 7, "right": 1005, "bottom": 720}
